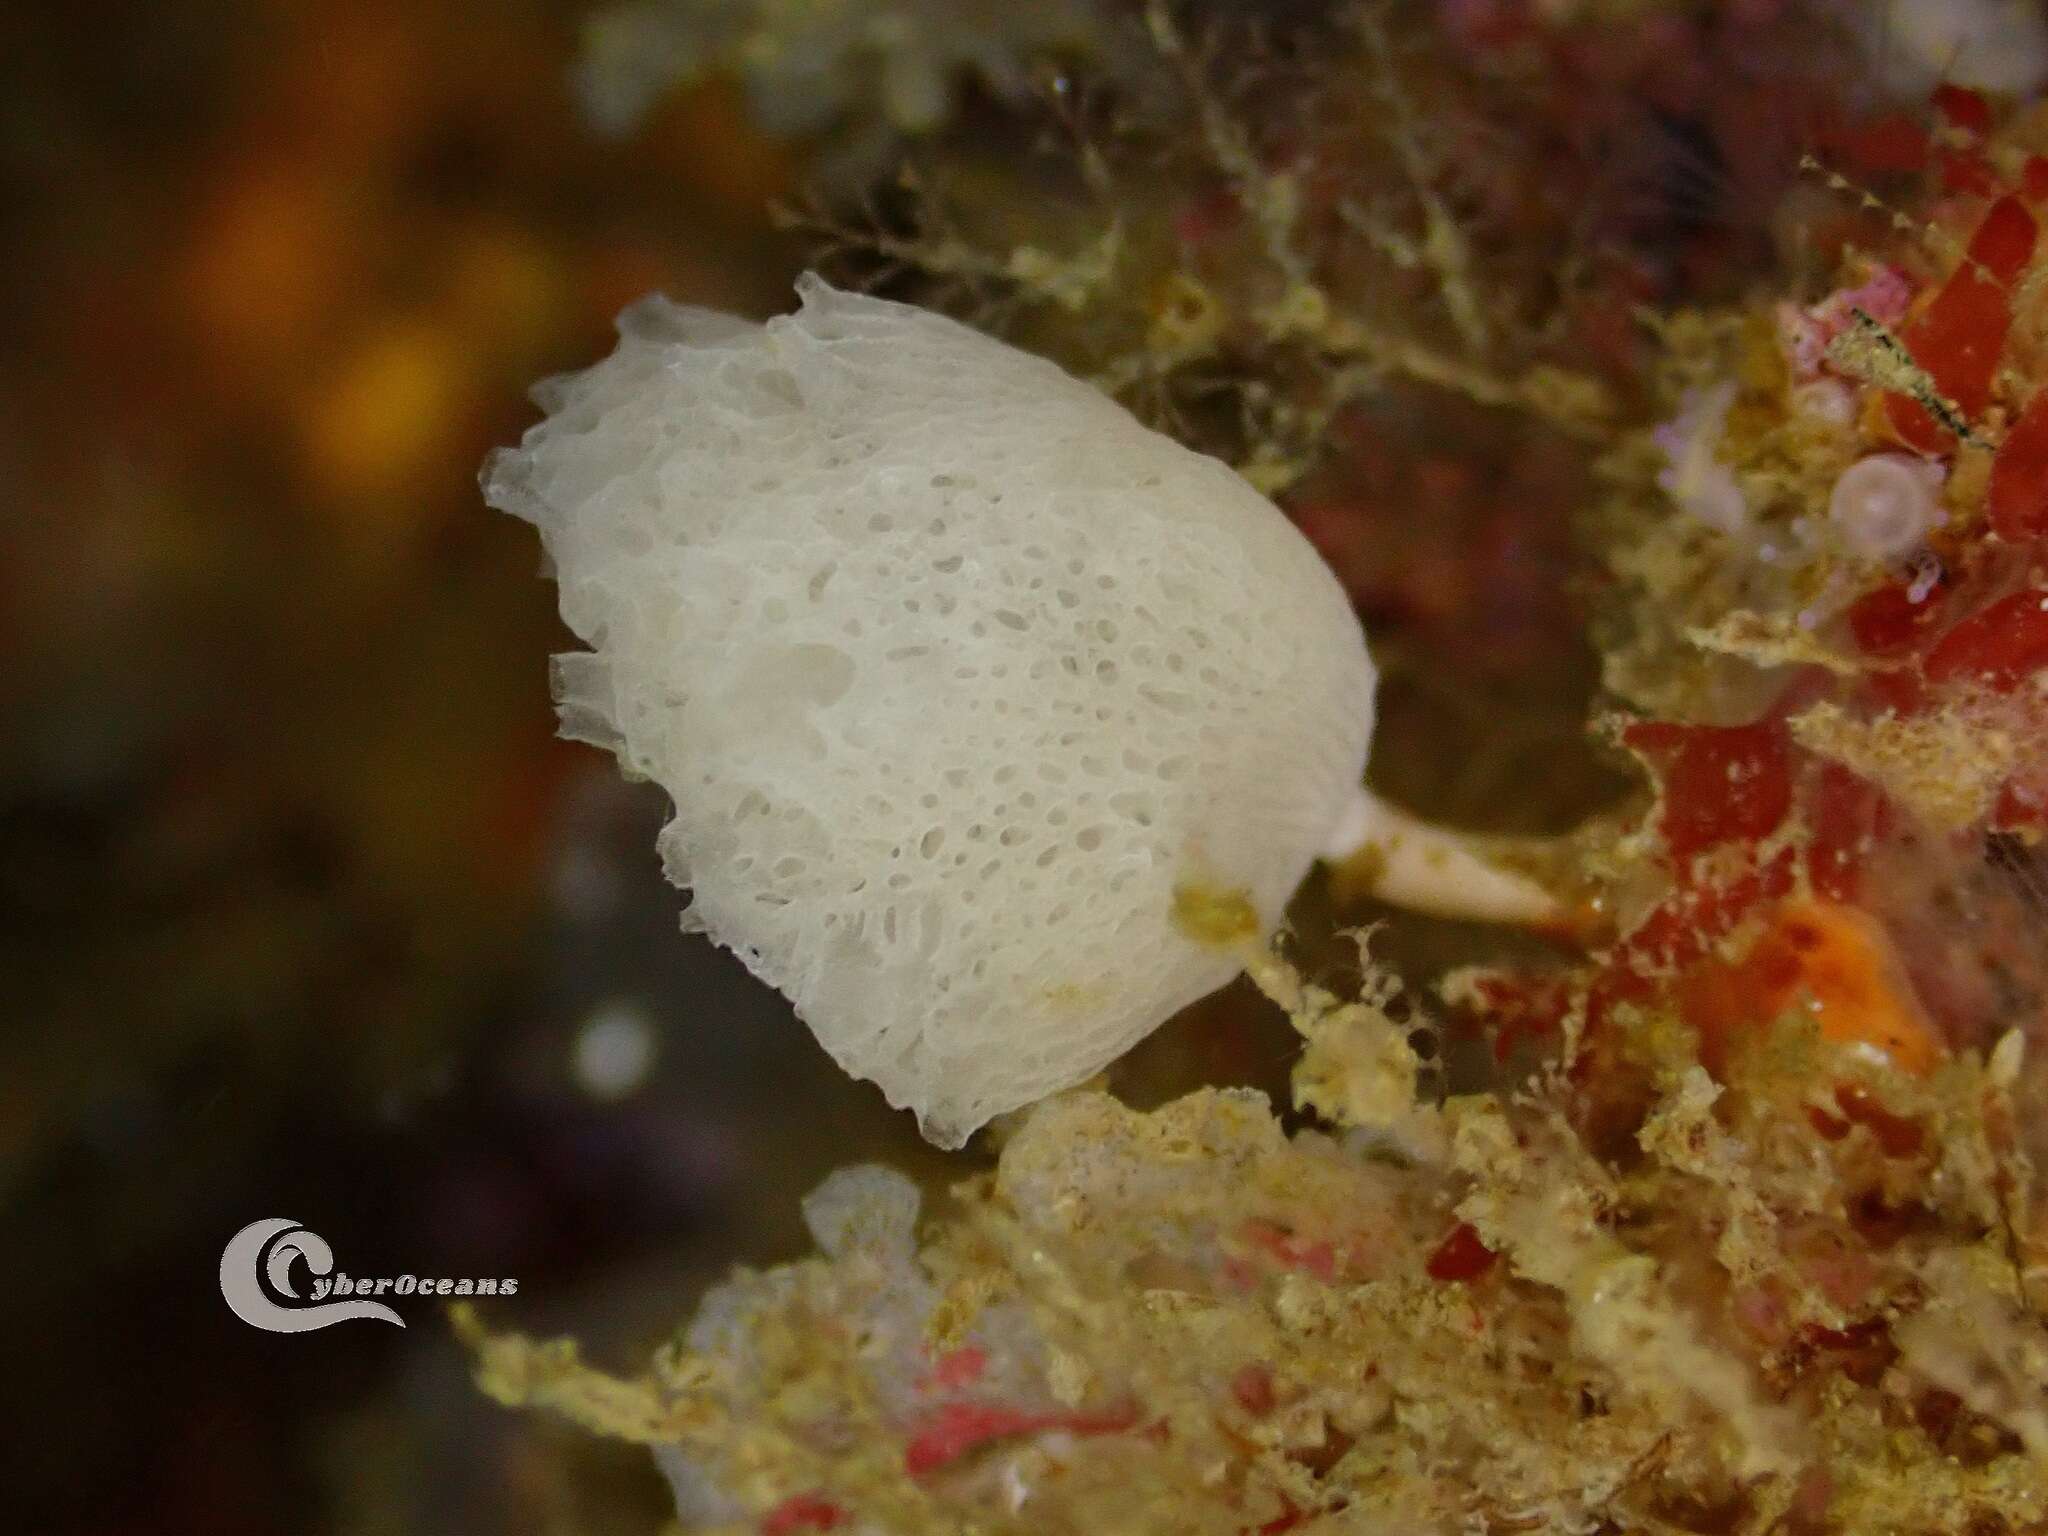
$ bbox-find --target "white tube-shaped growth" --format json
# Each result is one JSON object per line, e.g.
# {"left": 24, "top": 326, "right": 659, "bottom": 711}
{"left": 1322, "top": 789, "right": 1564, "bottom": 928}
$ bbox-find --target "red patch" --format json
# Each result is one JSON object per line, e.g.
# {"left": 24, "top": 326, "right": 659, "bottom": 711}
{"left": 1808, "top": 1104, "right": 1850, "bottom": 1140}
{"left": 1989, "top": 390, "right": 2048, "bottom": 540}
{"left": 1620, "top": 845, "right": 1798, "bottom": 978}
{"left": 917, "top": 1345, "right": 988, "bottom": 1393}
{"left": 2028, "top": 155, "right": 2048, "bottom": 202}
{"left": 761, "top": 1494, "right": 845, "bottom": 1533}
{"left": 1970, "top": 194, "right": 2038, "bottom": 281}
{"left": 1833, "top": 1084, "right": 1925, "bottom": 1158}
{"left": 1804, "top": 762, "right": 1886, "bottom": 903}
{"left": 1800, "top": 1319, "right": 1896, "bottom": 1386}
{"left": 1846, "top": 577, "right": 1948, "bottom": 654}
{"left": 1885, "top": 197, "right": 2036, "bottom": 452}
{"left": 1935, "top": 148, "right": 1999, "bottom": 198}
{"left": 1468, "top": 972, "right": 1574, "bottom": 1063}
{"left": 1624, "top": 720, "right": 1793, "bottom": 863}
{"left": 1238, "top": 1219, "right": 1337, "bottom": 1281}
{"left": 902, "top": 1400, "right": 1136, "bottom": 1477}
{"left": 1924, "top": 589, "right": 2048, "bottom": 689}
{"left": 1229, "top": 1363, "right": 1277, "bottom": 1416}
{"left": 1426, "top": 1222, "right": 1499, "bottom": 1283}
{"left": 1817, "top": 110, "right": 1929, "bottom": 175}
{"left": 1995, "top": 778, "right": 2048, "bottom": 830}
{"left": 1931, "top": 84, "right": 1993, "bottom": 137}
{"left": 1865, "top": 666, "right": 1931, "bottom": 715}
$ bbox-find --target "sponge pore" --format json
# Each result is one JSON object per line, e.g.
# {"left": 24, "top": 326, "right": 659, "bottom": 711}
{"left": 484, "top": 276, "right": 1376, "bottom": 1145}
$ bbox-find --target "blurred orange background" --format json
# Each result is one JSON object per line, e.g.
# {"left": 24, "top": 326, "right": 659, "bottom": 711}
{"left": 0, "top": 4, "right": 974, "bottom": 1532}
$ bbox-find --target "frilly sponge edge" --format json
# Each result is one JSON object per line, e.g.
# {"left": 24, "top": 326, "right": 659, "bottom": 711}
{"left": 484, "top": 276, "right": 1376, "bottom": 1144}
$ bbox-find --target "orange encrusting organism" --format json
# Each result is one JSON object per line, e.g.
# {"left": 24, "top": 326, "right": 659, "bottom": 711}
{"left": 1680, "top": 899, "right": 1943, "bottom": 1078}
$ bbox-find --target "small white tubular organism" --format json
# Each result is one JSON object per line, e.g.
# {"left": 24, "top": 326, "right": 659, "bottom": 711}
{"left": 1320, "top": 790, "right": 1565, "bottom": 928}
{"left": 1653, "top": 382, "right": 1748, "bottom": 537}
{"left": 485, "top": 275, "right": 1556, "bottom": 1145}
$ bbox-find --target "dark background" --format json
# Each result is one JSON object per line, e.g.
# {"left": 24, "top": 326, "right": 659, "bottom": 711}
{"left": 0, "top": 3, "right": 961, "bottom": 1530}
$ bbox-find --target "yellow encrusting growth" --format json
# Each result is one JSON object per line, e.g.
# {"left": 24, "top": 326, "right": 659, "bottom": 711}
{"left": 1791, "top": 698, "right": 2023, "bottom": 832}
{"left": 1168, "top": 880, "right": 1263, "bottom": 951}
{"left": 463, "top": 945, "right": 2048, "bottom": 1535}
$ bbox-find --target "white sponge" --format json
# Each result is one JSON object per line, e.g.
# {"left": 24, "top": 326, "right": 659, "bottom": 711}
{"left": 485, "top": 276, "right": 1376, "bottom": 1145}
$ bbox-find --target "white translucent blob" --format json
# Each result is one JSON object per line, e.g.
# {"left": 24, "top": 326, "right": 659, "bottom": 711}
{"left": 1653, "top": 382, "right": 1748, "bottom": 536}
{"left": 572, "top": 1000, "right": 658, "bottom": 1100}
{"left": 1859, "top": 0, "right": 2048, "bottom": 99}
{"left": 1828, "top": 452, "right": 1946, "bottom": 560}
{"left": 800, "top": 1164, "right": 922, "bottom": 1260}
{"left": 1790, "top": 379, "right": 1855, "bottom": 428}
{"left": 484, "top": 276, "right": 1377, "bottom": 1145}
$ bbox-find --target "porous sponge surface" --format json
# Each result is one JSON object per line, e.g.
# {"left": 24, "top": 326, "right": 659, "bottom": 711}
{"left": 485, "top": 276, "right": 1376, "bottom": 1144}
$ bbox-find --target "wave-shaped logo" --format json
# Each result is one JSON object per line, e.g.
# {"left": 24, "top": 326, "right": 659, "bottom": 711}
{"left": 220, "top": 1219, "right": 406, "bottom": 1333}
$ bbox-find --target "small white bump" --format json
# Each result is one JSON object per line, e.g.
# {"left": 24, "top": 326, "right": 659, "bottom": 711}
{"left": 572, "top": 1000, "right": 658, "bottom": 1101}
{"left": 1828, "top": 452, "right": 1946, "bottom": 559}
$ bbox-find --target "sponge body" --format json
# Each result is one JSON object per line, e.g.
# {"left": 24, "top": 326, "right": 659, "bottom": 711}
{"left": 486, "top": 277, "right": 1375, "bottom": 1144}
